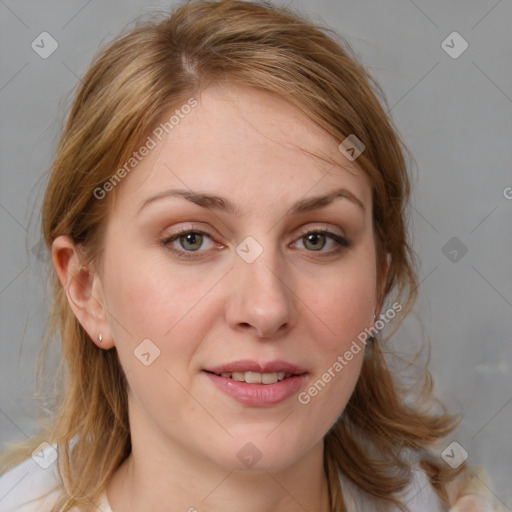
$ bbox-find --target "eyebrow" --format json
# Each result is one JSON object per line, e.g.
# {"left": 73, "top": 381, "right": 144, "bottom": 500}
{"left": 138, "top": 187, "right": 365, "bottom": 215}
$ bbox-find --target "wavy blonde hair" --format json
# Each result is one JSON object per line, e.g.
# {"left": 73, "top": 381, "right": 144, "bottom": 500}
{"left": 1, "top": 1, "right": 465, "bottom": 510}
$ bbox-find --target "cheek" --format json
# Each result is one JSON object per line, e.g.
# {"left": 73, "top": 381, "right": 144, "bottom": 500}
{"left": 296, "top": 294, "right": 369, "bottom": 440}
{"left": 309, "top": 249, "right": 377, "bottom": 354}
{"left": 102, "top": 257, "right": 210, "bottom": 423}
{"left": 100, "top": 247, "right": 212, "bottom": 389}
{"left": 103, "top": 244, "right": 214, "bottom": 341}
{"left": 296, "top": 248, "right": 376, "bottom": 423}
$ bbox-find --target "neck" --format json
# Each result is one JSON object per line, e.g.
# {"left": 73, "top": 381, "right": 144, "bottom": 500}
{"left": 106, "top": 408, "right": 331, "bottom": 512}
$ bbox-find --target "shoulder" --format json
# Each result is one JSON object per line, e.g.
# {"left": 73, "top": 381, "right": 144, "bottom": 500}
{"left": 0, "top": 443, "right": 61, "bottom": 512}
{"left": 398, "top": 467, "right": 449, "bottom": 512}
{"left": 338, "top": 465, "right": 448, "bottom": 512}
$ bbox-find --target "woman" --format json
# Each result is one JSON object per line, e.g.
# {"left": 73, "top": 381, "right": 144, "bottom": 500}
{"left": 0, "top": 1, "right": 499, "bottom": 510}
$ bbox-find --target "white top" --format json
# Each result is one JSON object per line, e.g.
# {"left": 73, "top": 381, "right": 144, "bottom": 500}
{"left": 0, "top": 443, "right": 446, "bottom": 511}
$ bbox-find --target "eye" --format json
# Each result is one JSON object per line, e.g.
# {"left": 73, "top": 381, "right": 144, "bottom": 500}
{"left": 293, "top": 229, "right": 351, "bottom": 255}
{"left": 161, "top": 226, "right": 351, "bottom": 260}
{"left": 161, "top": 228, "right": 219, "bottom": 259}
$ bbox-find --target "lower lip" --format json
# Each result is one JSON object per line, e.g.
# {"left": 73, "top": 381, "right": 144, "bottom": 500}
{"left": 203, "top": 371, "right": 307, "bottom": 406}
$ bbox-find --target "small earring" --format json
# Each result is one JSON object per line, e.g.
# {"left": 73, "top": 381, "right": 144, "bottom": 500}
{"left": 98, "top": 333, "right": 103, "bottom": 343}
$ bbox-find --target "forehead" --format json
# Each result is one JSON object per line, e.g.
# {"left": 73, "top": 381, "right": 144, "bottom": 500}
{"left": 112, "top": 84, "right": 371, "bottom": 215}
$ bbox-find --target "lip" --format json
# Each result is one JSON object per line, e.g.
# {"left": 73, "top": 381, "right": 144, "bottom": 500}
{"left": 203, "top": 359, "right": 308, "bottom": 407}
{"left": 204, "top": 359, "right": 307, "bottom": 375}
{"left": 203, "top": 371, "right": 307, "bottom": 406}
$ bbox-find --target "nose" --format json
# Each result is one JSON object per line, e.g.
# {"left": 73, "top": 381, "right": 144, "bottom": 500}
{"left": 224, "top": 244, "right": 297, "bottom": 339}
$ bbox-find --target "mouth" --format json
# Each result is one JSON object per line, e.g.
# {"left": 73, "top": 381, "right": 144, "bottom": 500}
{"left": 203, "top": 360, "right": 307, "bottom": 384}
{"left": 204, "top": 370, "right": 298, "bottom": 384}
{"left": 202, "top": 360, "right": 308, "bottom": 406}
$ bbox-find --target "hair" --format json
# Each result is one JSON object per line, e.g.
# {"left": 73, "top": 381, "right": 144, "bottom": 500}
{"left": 1, "top": 1, "right": 466, "bottom": 511}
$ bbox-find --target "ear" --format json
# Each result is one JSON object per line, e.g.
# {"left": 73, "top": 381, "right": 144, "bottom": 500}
{"left": 374, "top": 252, "right": 391, "bottom": 320}
{"left": 51, "top": 235, "right": 115, "bottom": 349}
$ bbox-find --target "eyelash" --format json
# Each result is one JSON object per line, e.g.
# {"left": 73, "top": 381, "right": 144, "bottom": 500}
{"left": 160, "top": 226, "right": 351, "bottom": 260}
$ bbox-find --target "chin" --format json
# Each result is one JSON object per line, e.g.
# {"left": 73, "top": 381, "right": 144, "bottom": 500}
{"left": 206, "top": 433, "right": 312, "bottom": 473}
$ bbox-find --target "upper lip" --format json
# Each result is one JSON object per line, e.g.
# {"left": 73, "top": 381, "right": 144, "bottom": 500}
{"left": 204, "top": 360, "right": 307, "bottom": 375}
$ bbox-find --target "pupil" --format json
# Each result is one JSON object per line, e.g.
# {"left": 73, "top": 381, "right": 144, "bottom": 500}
{"left": 182, "top": 233, "right": 202, "bottom": 251}
{"left": 305, "top": 233, "right": 325, "bottom": 251}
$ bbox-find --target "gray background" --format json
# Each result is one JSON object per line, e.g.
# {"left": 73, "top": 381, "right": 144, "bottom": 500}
{"left": 1, "top": 0, "right": 511, "bottom": 507}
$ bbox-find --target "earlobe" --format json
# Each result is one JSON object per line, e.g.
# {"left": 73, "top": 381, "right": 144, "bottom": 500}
{"left": 51, "top": 235, "right": 115, "bottom": 349}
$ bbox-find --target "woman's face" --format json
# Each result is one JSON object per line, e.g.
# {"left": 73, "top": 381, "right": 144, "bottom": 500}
{"left": 97, "top": 84, "right": 380, "bottom": 472}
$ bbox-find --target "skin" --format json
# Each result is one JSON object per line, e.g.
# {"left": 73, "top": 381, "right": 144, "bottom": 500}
{"left": 53, "top": 84, "right": 387, "bottom": 512}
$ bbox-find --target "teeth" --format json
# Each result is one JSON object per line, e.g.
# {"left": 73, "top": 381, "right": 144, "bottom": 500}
{"left": 261, "top": 372, "right": 278, "bottom": 384}
{"left": 216, "top": 371, "right": 292, "bottom": 384}
{"left": 245, "top": 371, "right": 263, "bottom": 384}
